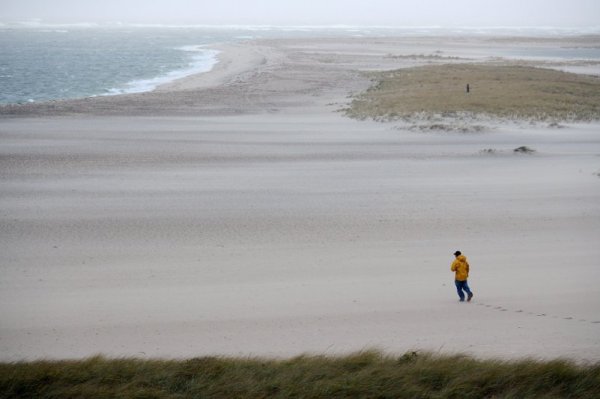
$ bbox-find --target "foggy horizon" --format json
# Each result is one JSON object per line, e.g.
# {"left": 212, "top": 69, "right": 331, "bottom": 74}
{"left": 1, "top": 0, "right": 599, "bottom": 28}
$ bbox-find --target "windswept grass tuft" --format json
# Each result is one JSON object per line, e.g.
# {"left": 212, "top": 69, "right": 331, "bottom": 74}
{"left": 1, "top": 351, "right": 599, "bottom": 398}
{"left": 346, "top": 64, "right": 600, "bottom": 122}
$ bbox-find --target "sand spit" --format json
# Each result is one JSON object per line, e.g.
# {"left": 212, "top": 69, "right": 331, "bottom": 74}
{"left": 1, "top": 36, "right": 599, "bottom": 362}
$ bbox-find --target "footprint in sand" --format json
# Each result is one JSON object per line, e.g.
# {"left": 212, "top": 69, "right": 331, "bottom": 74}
{"left": 477, "top": 304, "right": 594, "bottom": 324}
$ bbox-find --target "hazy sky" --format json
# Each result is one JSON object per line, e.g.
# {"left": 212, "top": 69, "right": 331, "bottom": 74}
{"left": 1, "top": 0, "right": 599, "bottom": 27}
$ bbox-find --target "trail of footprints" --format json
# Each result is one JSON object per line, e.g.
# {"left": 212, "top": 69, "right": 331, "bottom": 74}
{"left": 475, "top": 303, "right": 600, "bottom": 324}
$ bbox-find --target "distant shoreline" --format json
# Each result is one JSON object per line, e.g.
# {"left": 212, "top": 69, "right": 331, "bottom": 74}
{"left": 2, "top": 28, "right": 599, "bottom": 107}
{"left": 2, "top": 34, "right": 600, "bottom": 118}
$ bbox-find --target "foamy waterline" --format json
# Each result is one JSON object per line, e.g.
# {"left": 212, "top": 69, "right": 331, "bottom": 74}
{"left": 103, "top": 47, "right": 220, "bottom": 96}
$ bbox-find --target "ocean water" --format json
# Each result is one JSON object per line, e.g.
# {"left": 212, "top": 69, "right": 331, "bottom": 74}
{"left": 0, "top": 29, "right": 233, "bottom": 104}
{"left": 1, "top": 25, "right": 599, "bottom": 105}
{"left": 1, "top": 26, "right": 391, "bottom": 104}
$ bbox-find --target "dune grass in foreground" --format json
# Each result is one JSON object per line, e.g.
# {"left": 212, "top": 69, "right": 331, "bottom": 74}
{"left": 1, "top": 351, "right": 599, "bottom": 398}
{"left": 346, "top": 64, "right": 600, "bottom": 122}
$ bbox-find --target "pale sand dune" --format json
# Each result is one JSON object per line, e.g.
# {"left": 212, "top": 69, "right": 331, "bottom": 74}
{"left": 1, "top": 37, "right": 599, "bottom": 362}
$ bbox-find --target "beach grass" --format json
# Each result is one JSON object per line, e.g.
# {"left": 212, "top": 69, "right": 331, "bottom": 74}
{"left": 346, "top": 64, "right": 600, "bottom": 122}
{"left": 2, "top": 351, "right": 599, "bottom": 398}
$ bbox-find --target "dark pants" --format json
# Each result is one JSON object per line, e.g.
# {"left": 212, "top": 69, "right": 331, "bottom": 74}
{"left": 455, "top": 280, "right": 473, "bottom": 301}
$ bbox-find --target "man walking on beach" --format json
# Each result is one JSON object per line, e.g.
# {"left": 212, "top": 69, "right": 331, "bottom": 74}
{"left": 451, "top": 251, "right": 473, "bottom": 302}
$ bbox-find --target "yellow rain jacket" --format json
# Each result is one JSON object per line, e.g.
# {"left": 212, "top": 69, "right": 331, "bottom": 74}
{"left": 451, "top": 255, "right": 470, "bottom": 281}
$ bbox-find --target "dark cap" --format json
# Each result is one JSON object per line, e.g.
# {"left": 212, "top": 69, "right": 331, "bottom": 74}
{"left": 453, "top": 251, "right": 461, "bottom": 256}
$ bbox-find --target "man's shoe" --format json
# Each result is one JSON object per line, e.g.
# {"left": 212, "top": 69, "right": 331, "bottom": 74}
{"left": 467, "top": 293, "right": 473, "bottom": 302}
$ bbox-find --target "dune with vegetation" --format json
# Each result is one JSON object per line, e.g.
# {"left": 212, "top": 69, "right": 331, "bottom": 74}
{"left": 2, "top": 351, "right": 600, "bottom": 398}
{"left": 346, "top": 64, "right": 600, "bottom": 122}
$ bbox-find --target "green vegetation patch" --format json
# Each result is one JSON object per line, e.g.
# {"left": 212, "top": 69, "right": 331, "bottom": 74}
{"left": 1, "top": 351, "right": 600, "bottom": 398}
{"left": 346, "top": 64, "right": 600, "bottom": 121}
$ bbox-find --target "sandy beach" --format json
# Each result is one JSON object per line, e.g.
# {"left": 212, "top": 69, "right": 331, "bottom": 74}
{"left": 1, "top": 36, "right": 599, "bottom": 362}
